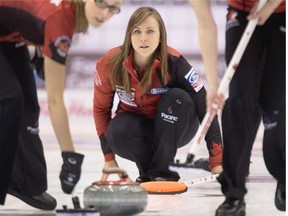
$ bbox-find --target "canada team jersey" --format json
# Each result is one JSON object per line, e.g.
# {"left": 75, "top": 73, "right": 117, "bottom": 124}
{"left": 0, "top": 0, "right": 76, "bottom": 64}
{"left": 94, "top": 46, "right": 207, "bottom": 136}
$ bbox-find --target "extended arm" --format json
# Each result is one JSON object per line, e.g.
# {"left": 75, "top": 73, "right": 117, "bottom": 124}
{"left": 44, "top": 56, "right": 74, "bottom": 152}
{"left": 189, "top": 0, "right": 224, "bottom": 111}
{"left": 93, "top": 57, "right": 120, "bottom": 178}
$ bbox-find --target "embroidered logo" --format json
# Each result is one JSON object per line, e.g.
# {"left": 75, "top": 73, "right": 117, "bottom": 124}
{"left": 26, "top": 121, "right": 39, "bottom": 134}
{"left": 161, "top": 106, "right": 178, "bottom": 124}
{"left": 167, "top": 106, "right": 173, "bottom": 114}
{"left": 68, "top": 157, "right": 77, "bottom": 165}
{"left": 263, "top": 111, "right": 279, "bottom": 130}
{"left": 27, "top": 126, "right": 39, "bottom": 134}
{"left": 116, "top": 87, "right": 137, "bottom": 107}
{"left": 151, "top": 87, "right": 169, "bottom": 94}
{"left": 161, "top": 113, "right": 178, "bottom": 124}
{"left": 184, "top": 67, "right": 204, "bottom": 92}
{"left": 54, "top": 35, "right": 71, "bottom": 58}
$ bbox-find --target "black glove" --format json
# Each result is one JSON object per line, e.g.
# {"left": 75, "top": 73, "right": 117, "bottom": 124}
{"left": 59, "top": 151, "right": 84, "bottom": 194}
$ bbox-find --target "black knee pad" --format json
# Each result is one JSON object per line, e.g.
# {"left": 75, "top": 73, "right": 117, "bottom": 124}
{"left": 157, "top": 88, "right": 199, "bottom": 141}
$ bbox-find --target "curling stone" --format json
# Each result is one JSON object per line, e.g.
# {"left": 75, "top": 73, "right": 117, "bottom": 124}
{"left": 83, "top": 167, "right": 148, "bottom": 215}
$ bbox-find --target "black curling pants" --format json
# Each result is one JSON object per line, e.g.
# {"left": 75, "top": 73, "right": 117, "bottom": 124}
{"left": 218, "top": 10, "right": 285, "bottom": 199}
{"left": 0, "top": 43, "right": 22, "bottom": 204}
{"left": 107, "top": 88, "right": 199, "bottom": 180}
{"left": 0, "top": 43, "right": 47, "bottom": 202}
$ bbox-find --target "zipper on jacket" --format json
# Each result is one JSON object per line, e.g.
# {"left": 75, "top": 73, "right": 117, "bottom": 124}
{"left": 139, "top": 93, "right": 145, "bottom": 107}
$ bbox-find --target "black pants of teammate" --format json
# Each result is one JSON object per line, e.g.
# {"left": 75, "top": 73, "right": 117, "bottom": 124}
{"left": 0, "top": 43, "right": 47, "bottom": 204}
{"left": 218, "top": 9, "right": 285, "bottom": 199}
{"left": 107, "top": 88, "right": 199, "bottom": 180}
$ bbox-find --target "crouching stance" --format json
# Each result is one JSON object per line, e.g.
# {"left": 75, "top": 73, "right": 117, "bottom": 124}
{"left": 93, "top": 7, "right": 223, "bottom": 182}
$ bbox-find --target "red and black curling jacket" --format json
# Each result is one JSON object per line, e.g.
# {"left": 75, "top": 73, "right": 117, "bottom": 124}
{"left": 0, "top": 0, "right": 76, "bottom": 64}
{"left": 228, "top": 0, "right": 285, "bottom": 13}
{"left": 93, "top": 46, "right": 222, "bottom": 160}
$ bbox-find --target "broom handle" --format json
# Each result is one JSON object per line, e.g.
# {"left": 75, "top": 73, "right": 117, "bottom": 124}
{"left": 188, "top": 0, "right": 268, "bottom": 156}
{"left": 181, "top": 174, "right": 219, "bottom": 187}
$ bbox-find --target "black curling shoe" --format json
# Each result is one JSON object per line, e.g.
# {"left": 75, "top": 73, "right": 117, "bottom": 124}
{"left": 8, "top": 186, "right": 56, "bottom": 210}
{"left": 275, "top": 182, "right": 286, "bottom": 211}
{"left": 136, "top": 176, "right": 151, "bottom": 183}
{"left": 215, "top": 198, "right": 246, "bottom": 216}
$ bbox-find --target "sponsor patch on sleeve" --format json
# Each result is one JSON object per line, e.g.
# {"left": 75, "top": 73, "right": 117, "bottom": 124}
{"left": 54, "top": 35, "right": 70, "bottom": 58}
{"left": 49, "top": 35, "right": 71, "bottom": 64}
{"left": 184, "top": 67, "right": 204, "bottom": 92}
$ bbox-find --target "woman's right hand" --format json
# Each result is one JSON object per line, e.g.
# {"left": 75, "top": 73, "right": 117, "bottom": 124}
{"left": 103, "top": 159, "right": 119, "bottom": 169}
{"left": 100, "top": 159, "right": 120, "bottom": 181}
{"left": 206, "top": 84, "right": 225, "bottom": 113}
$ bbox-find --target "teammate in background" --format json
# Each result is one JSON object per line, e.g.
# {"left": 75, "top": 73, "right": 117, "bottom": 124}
{"left": 93, "top": 6, "right": 223, "bottom": 183}
{"left": 214, "top": 0, "right": 286, "bottom": 215}
{"left": 0, "top": 0, "right": 122, "bottom": 209}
